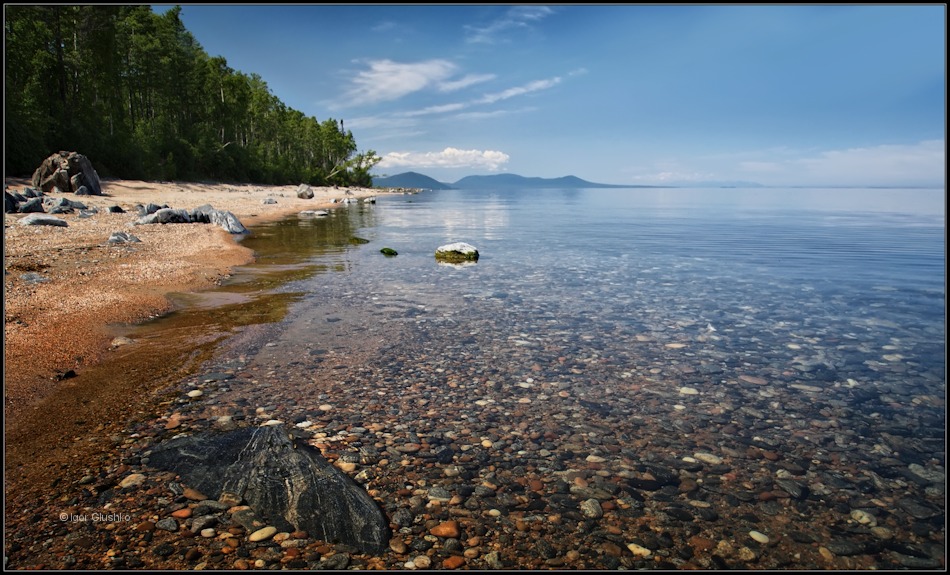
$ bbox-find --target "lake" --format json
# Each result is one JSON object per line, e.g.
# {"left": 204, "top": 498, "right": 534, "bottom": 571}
{"left": 143, "top": 186, "right": 945, "bottom": 569}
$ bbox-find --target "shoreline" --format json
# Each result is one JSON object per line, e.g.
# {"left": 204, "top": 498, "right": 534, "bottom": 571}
{"left": 3, "top": 178, "right": 393, "bottom": 419}
{"left": 3, "top": 178, "right": 400, "bottom": 537}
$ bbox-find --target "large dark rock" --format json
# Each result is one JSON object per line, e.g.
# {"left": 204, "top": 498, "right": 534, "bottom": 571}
{"left": 190, "top": 204, "right": 249, "bottom": 234}
{"left": 31, "top": 151, "right": 102, "bottom": 195}
{"left": 146, "top": 425, "right": 390, "bottom": 554}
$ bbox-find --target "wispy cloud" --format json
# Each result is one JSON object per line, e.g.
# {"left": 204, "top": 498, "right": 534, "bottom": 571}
{"left": 631, "top": 140, "right": 947, "bottom": 187}
{"left": 343, "top": 59, "right": 457, "bottom": 106}
{"left": 789, "top": 140, "right": 945, "bottom": 186}
{"left": 378, "top": 147, "right": 511, "bottom": 171}
{"left": 438, "top": 73, "right": 496, "bottom": 92}
{"left": 371, "top": 21, "right": 398, "bottom": 33}
{"left": 465, "top": 6, "right": 555, "bottom": 44}
{"left": 477, "top": 77, "right": 562, "bottom": 105}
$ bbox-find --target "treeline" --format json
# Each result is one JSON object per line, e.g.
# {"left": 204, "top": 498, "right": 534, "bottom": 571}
{"left": 4, "top": 5, "right": 380, "bottom": 186}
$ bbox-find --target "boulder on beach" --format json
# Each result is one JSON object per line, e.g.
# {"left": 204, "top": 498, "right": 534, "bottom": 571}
{"left": 297, "top": 184, "right": 314, "bottom": 199}
{"left": 435, "top": 242, "right": 479, "bottom": 263}
{"left": 18, "top": 214, "right": 67, "bottom": 227}
{"left": 146, "top": 425, "right": 391, "bottom": 554}
{"left": 31, "top": 151, "right": 102, "bottom": 195}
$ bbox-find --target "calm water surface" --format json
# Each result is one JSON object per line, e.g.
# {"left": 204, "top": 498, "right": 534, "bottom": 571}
{"left": 149, "top": 186, "right": 944, "bottom": 569}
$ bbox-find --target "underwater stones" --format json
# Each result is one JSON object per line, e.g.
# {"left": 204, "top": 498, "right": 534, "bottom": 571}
{"left": 380, "top": 248, "right": 398, "bottom": 256}
{"left": 435, "top": 242, "right": 479, "bottom": 263}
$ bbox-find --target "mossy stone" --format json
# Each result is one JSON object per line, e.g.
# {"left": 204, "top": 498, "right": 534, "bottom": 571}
{"left": 380, "top": 248, "right": 398, "bottom": 256}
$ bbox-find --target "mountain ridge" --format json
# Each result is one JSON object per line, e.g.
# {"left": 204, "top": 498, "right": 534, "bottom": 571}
{"left": 372, "top": 171, "right": 663, "bottom": 189}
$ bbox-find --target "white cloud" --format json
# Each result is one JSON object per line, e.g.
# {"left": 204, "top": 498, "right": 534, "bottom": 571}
{"left": 790, "top": 140, "right": 945, "bottom": 187}
{"left": 465, "top": 6, "right": 555, "bottom": 44}
{"left": 378, "top": 147, "right": 510, "bottom": 171}
{"left": 438, "top": 73, "right": 496, "bottom": 92}
{"left": 344, "top": 59, "right": 457, "bottom": 106}
{"left": 478, "top": 77, "right": 562, "bottom": 105}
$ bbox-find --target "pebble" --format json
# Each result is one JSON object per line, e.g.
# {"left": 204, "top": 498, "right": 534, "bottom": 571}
{"left": 749, "top": 530, "right": 769, "bottom": 544}
{"left": 13, "top": 202, "right": 943, "bottom": 573}
{"left": 693, "top": 452, "right": 723, "bottom": 465}
{"left": 119, "top": 473, "right": 146, "bottom": 488}
{"left": 580, "top": 499, "right": 604, "bottom": 519}
{"left": 412, "top": 555, "right": 431, "bottom": 569}
{"left": 155, "top": 518, "right": 178, "bottom": 532}
{"left": 430, "top": 520, "right": 460, "bottom": 538}
{"left": 627, "top": 543, "right": 652, "bottom": 557}
{"left": 248, "top": 526, "right": 277, "bottom": 542}
{"left": 186, "top": 389, "right": 203, "bottom": 398}
{"left": 850, "top": 509, "right": 877, "bottom": 526}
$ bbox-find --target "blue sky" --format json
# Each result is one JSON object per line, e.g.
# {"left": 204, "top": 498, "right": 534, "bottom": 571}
{"left": 154, "top": 4, "right": 945, "bottom": 187}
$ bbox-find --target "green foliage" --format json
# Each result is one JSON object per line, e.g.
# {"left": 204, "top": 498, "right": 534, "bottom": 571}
{"left": 4, "top": 5, "right": 373, "bottom": 185}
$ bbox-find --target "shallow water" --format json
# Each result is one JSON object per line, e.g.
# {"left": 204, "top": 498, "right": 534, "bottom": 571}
{"left": 138, "top": 187, "right": 946, "bottom": 569}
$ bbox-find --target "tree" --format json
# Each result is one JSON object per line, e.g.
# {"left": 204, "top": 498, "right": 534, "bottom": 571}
{"left": 4, "top": 5, "right": 374, "bottom": 187}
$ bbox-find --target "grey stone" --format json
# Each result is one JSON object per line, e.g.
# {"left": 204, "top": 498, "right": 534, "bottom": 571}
{"left": 18, "top": 197, "right": 45, "bottom": 213}
{"left": 146, "top": 425, "right": 390, "bottom": 554}
{"left": 19, "top": 214, "right": 67, "bottom": 227}
{"left": 297, "top": 184, "right": 314, "bottom": 199}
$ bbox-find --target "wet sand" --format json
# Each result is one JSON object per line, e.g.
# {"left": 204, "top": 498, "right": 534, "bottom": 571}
{"left": 3, "top": 178, "right": 394, "bottom": 560}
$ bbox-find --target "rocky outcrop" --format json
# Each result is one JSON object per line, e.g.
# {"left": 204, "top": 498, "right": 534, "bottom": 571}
{"left": 435, "top": 242, "right": 479, "bottom": 263}
{"left": 134, "top": 204, "right": 249, "bottom": 234}
{"left": 31, "top": 151, "right": 102, "bottom": 195}
{"left": 146, "top": 425, "right": 390, "bottom": 554}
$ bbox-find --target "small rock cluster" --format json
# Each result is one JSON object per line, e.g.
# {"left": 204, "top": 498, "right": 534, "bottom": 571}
{"left": 134, "top": 203, "right": 249, "bottom": 235}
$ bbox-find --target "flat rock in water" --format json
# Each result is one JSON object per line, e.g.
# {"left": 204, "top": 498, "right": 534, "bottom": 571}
{"left": 146, "top": 425, "right": 390, "bottom": 553}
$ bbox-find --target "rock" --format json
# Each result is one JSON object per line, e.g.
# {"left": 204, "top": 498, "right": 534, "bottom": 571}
{"left": 430, "top": 520, "right": 460, "bottom": 538}
{"left": 693, "top": 452, "right": 723, "bottom": 465}
{"left": 262, "top": 198, "right": 277, "bottom": 204}
{"left": 297, "top": 184, "right": 314, "bottom": 199}
{"left": 435, "top": 242, "right": 479, "bottom": 263}
{"left": 248, "top": 526, "right": 277, "bottom": 542}
{"left": 107, "top": 205, "right": 125, "bottom": 213}
{"left": 18, "top": 214, "right": 67, "bottom": 227}
{"left": 192, "top": 205, "right": 249, "bottom": 234}
{"left": 145, "top": 425, "right": 390, "bottom": 554}
{"left": 18, "top": 197, "right": 45, "bottom": 213}
{"left": 627, "top": 542, "right": 652, "bottom": 557}
{"left": 579, "top": 498, "right": 604, "bottom": 519}
{"left": 299, "top": 210, "right": 329, "bottom": 217}
{"left": 380, "top": 248, "right": 398, "bottom": 256}
{"left": 138, "top": 208, "right": 192, "bottom": 225}
{"left": 31, "top": 151, "right": 102, "bottom": 195}
{"left": 443, "top": 556, "right": 465, "bottom": 569}
{"left": 155, "top": 518, "right": 178, "bottom": 532}
{"left": 108, "top": 231, "right": 142, "bottom": 244}
{"left": 119, "top": 473, "right": 146, "bottom": 488}
{"left": 749, "top": 530, "right": 769, "bottom": 544}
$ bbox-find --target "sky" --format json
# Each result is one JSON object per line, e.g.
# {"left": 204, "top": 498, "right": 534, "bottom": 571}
{"left": 154, "top": 4, "right": 946, "bottom": 187}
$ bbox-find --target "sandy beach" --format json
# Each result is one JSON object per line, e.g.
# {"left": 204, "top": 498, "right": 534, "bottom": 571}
{"left": 4, "top": 178, "right": 388, "bottom": 418}
{"left": 3, "top": 179, "right": 397, "bottom": 542}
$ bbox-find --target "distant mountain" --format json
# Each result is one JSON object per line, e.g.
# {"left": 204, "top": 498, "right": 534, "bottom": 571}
{"left": 372, "top": 171, "right": 453, "bottom": 190}
{"left": 451, "top": 174, "right": 643, "bottom": 189}
{"left": 372, "top": 171, "right": 666, "bottom": 190}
